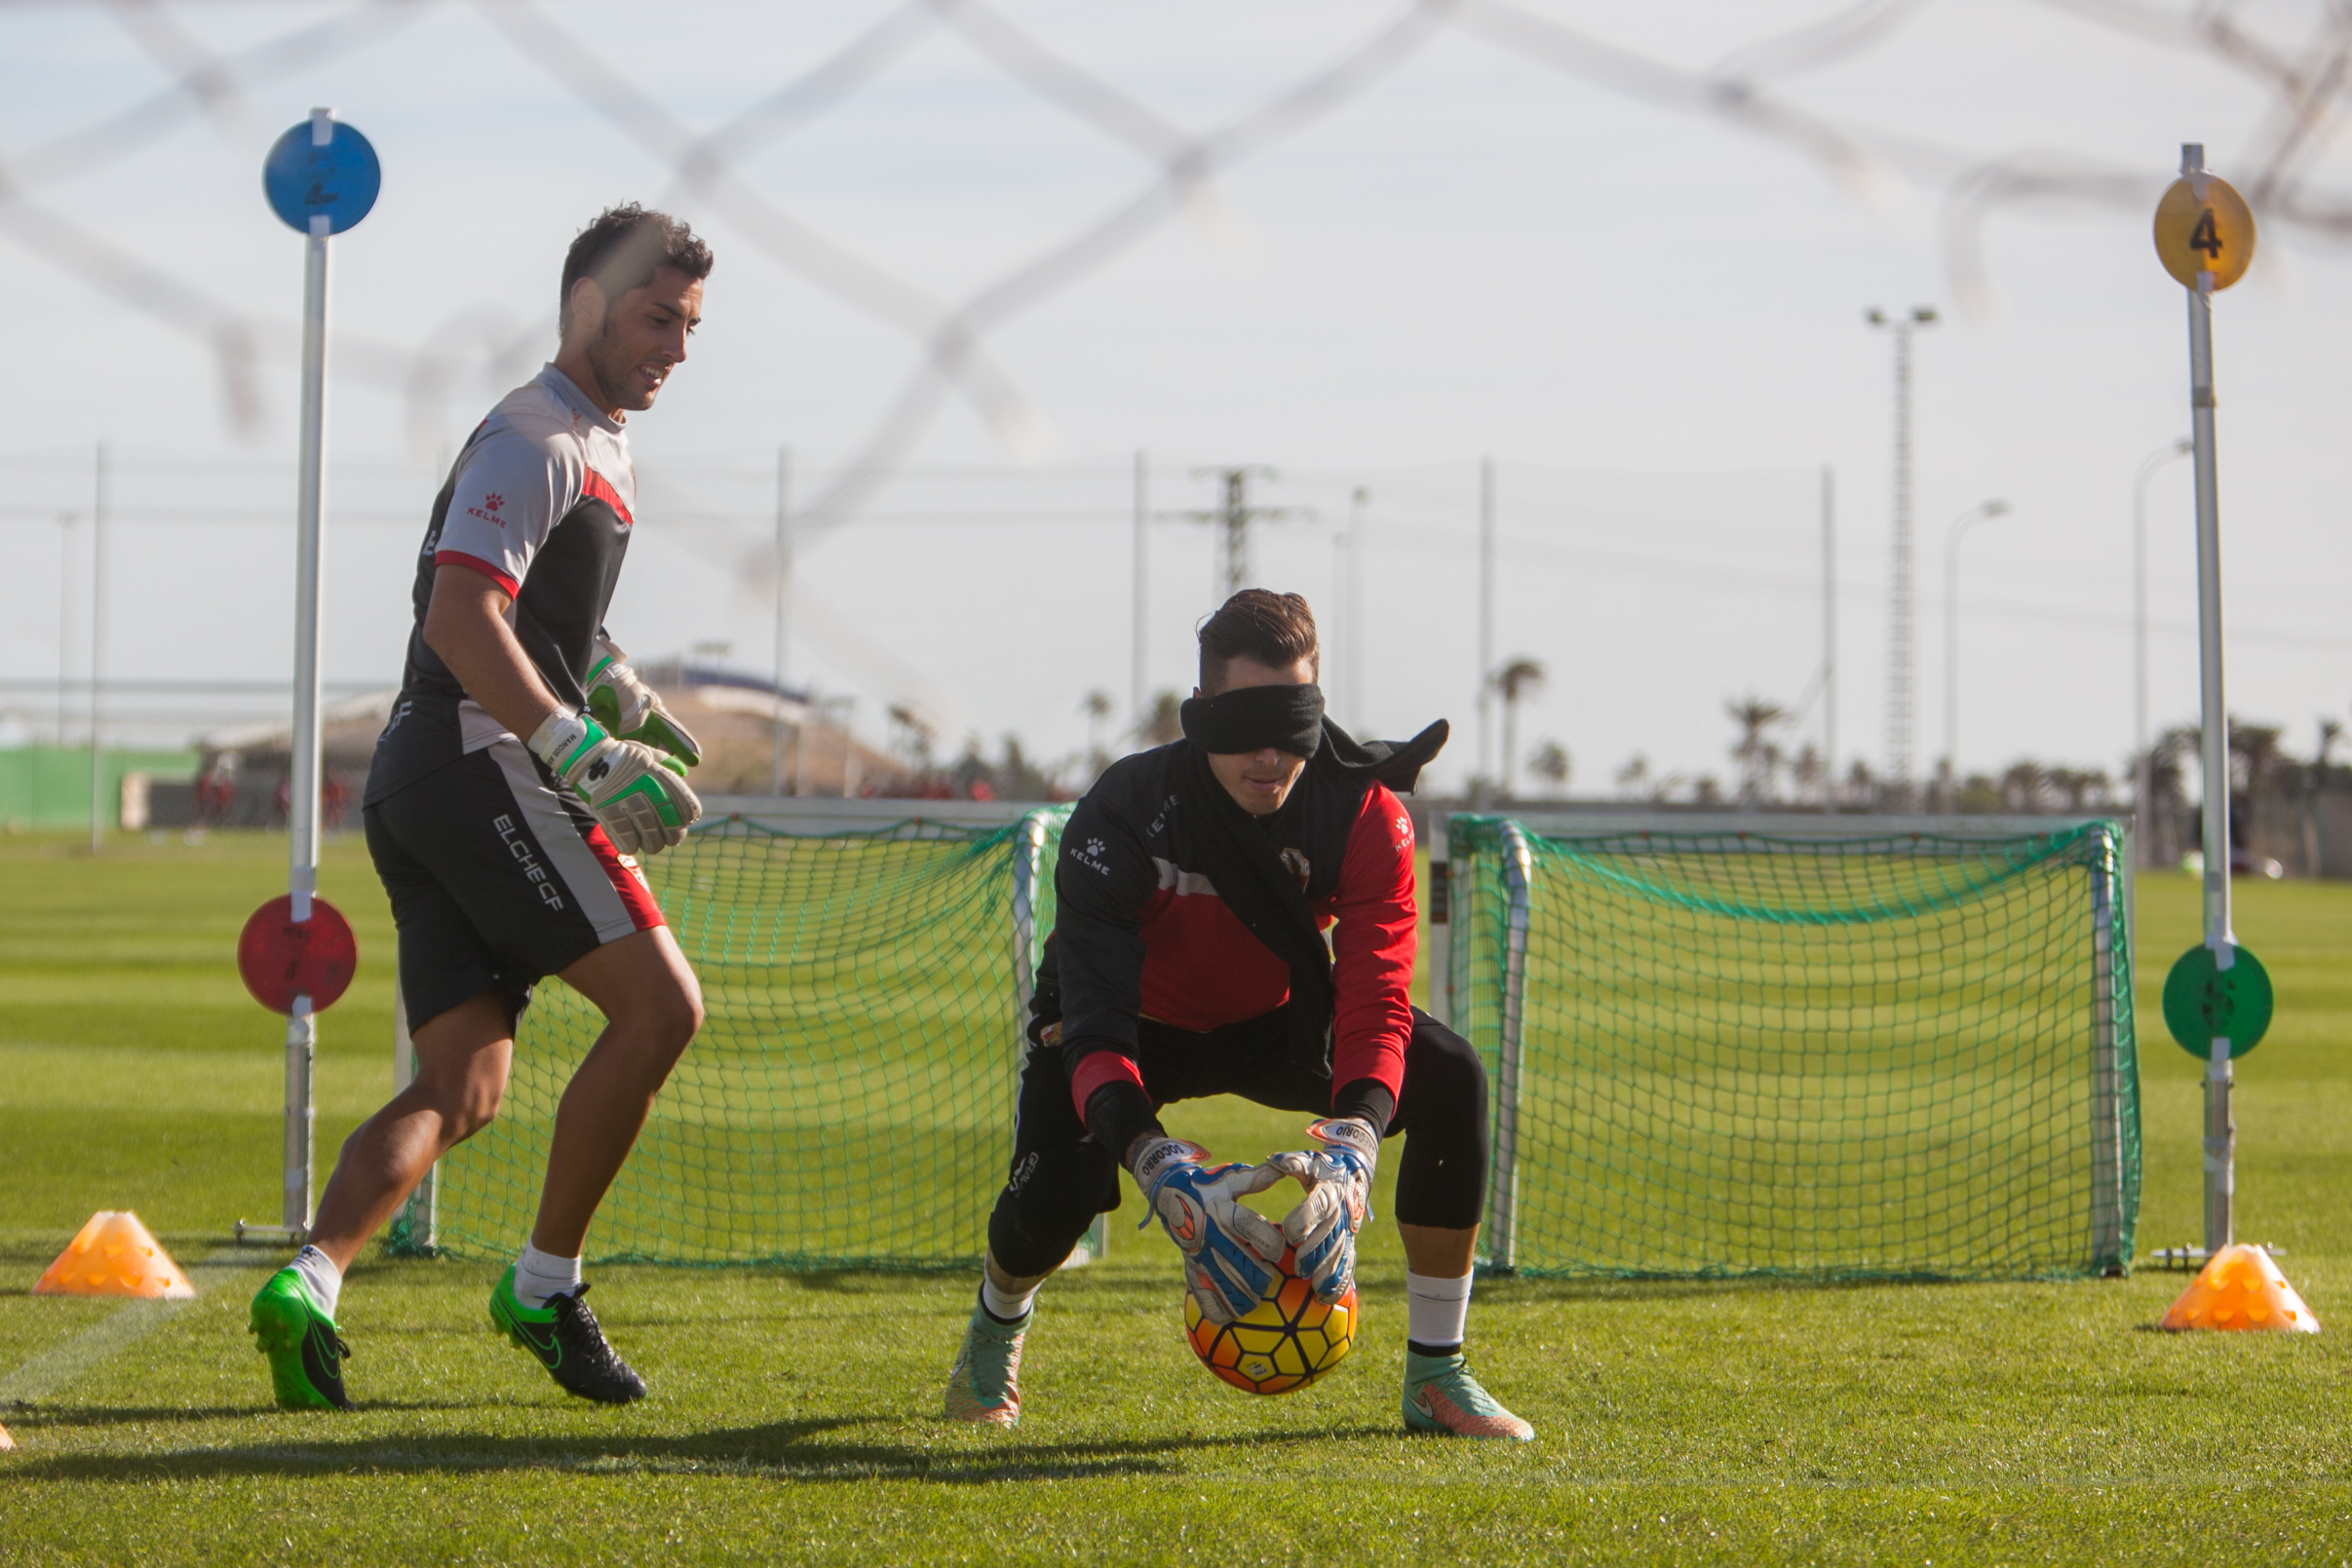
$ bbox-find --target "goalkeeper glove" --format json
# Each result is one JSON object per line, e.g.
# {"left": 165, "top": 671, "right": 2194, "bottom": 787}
{"left": 528, "top": 708, "right": 701, "bottom": 859}
{"left": 1131, "top": 1137, "right": 1287, "bottom": 1325}
{"left": 1266, "top": 1117, "right": 1379, "bottom": 1303}
{"left": 585, "top": 638, "right": 702, "bottom": 767}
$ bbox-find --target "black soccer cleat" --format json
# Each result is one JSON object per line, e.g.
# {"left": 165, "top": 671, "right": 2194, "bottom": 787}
{"left": 488, "top": 1266, "right": 647, "bottom": 1405}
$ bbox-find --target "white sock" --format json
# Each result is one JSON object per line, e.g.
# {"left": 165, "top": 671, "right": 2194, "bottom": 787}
{"left": 1406, "top": 1270, "right": 1473, "bottom": 1353}
{"left": 980, "top": 1276, "right": 1039, "bottom": 1324}
{"left": 514, "top": 1243, "right": 583, "bottom": 1310}
{"left": 289, "top": 1245, "right": 342, "bottom": 1319}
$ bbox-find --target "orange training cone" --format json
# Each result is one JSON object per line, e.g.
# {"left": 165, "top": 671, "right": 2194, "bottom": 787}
{"left": 0, "top": 1421, "right": 14, "bottom": 1452}
{"left": 2161, "top": 1243, "right": 2319, "bottom": 1333}
{"left": 32, "top": 1211, "right": 195, "bottom": 1300}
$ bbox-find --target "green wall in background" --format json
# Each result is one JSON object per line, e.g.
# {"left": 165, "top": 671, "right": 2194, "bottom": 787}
{"left": 0, "top": 746, "right": 197, "bottom": 830}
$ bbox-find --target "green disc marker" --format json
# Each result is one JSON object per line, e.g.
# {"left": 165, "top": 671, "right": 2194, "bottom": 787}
{"left": 2163, "top": 942, "right": 2274, "bottom": 1059}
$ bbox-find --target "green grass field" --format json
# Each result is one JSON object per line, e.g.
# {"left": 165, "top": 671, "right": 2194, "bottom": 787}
{"left": 3, "top": 829, "right": 2351, "bottom": 1565}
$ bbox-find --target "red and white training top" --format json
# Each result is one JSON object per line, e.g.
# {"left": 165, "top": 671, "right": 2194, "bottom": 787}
{"left": 366, "top": 364, "right": 636, "bottom": 806}
{"left": 1037, "top": 741, "right": 1419, "bottom": 1118}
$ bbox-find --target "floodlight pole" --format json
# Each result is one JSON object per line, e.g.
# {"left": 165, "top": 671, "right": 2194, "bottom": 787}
{"left": 88, "top": 443, "right": 108, "bottom": 856}
{"left": 2179, "top": 142, "right": 2236, "bottom": 1255}
{"left": 1942, "top": 499, "right": 2009, "bottom": 800}
{"left": 1346, "top": 486, "right": 1369, "bottom": 734}
{"left": 1821, "top": 465, "right": 1836, "bottom": 813}
{"left": 771, "top": 446, "right": 790, "bottom": 797}
{"left": 1868, "top": 306, "right": 1937, "bottom": 808}
{"left": 2134, "top": 438, "right": 2192, "bottom": 867}
{"left": 1478, "top": 457, "right": 1496, "bottom": 806}
{"left": 1132, "top": 451, "right": 1148, "bottom": 728}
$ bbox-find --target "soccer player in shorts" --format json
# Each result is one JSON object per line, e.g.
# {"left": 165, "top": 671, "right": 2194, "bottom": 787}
{"left": 943, "top": 590, "right": 1534, "bottom": 1439}
{"left": 250, "top": 206, "right": 713, "bottom": 1410}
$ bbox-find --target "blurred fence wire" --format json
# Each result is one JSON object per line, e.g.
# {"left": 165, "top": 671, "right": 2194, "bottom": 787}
{"left": 3, "top": 0, "right": 2350, "bottom": 541}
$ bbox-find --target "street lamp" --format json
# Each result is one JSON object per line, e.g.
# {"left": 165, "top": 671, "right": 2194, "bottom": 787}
{"left": 2135, "top": 438, "right": 2193, "bottom": 861}
{"left": 1868, "top": 306, "right": 1938, "bottom": 803}
{"left": 1943, "top": 497, "right": 2010, "bottom": 798}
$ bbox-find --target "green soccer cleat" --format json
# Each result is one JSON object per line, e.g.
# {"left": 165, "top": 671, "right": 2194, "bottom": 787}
{"left": 488, "top": 1265, "right": 646, "bottom": 1404}
{"left": 249, "top": 1268, "right": 353, "bottom": 1411}
{"left": 943, "top": 1303, "right": 1027, "bottom": 1427}
{"left": 1402, "top": 1350, "right": 1534, "bottom": 1440}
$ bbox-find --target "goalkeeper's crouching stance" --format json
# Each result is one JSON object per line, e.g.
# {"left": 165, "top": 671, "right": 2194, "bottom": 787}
{"left": 249, "top": 206, "right": 713, "bottom": 1412}
{"left": 943, "top": 590, "right": 1532, "bottom": 1440}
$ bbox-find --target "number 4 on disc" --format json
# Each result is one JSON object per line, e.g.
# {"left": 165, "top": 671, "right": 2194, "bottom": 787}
{"left": 2153, "top": 172, "right": 2256, "bottom": 289}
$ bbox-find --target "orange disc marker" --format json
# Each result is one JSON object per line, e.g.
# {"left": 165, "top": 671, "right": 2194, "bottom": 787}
{"left": 2161, "top": 1243, "right": 2318, "bottom": 1334}
{"left": 32, "top": 1211, "right": 195, "bottom": 1300}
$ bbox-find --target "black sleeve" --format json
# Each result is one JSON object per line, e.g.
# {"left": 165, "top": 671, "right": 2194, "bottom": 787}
{"left": 1048, "top": 791, "right": 1159, "bottom": 1078}
{"left": 1331, "top": 1078, "right": 1395, "bottom": 1140}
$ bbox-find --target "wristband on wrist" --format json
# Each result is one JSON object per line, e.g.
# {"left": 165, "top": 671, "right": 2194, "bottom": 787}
{"left": 526, "top": 708, "right": 605, "bottom": 775}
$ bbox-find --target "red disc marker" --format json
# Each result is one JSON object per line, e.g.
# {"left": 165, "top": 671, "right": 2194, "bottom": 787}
{"left": 237, "top": 896, "right": 358, "bottom": 1014}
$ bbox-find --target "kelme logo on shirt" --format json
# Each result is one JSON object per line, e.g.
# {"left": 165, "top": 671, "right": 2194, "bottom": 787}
{"left": 466, "top": 491, "right": 509, "bottom": 527}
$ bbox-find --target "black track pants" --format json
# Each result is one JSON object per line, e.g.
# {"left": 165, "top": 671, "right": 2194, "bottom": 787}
{"left": 986, "top": 1006, "right": 1487, "bottom": 1278}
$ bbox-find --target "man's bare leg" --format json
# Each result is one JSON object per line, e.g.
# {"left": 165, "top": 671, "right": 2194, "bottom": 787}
{"left": 528, "top": 925, "right": 703, "bottom": 1256}
{"left": 985, "top": 1251, "right": 1054, "bottom": 1304}
{"left": 308, "top": 992, "right": 517, "bottom": 1273}
{"left": 251, "top": 992, "right": 515, "bottom": 1410}
{"left": 1397, "top": 1219, "right": 1531, "bottom": 1437}
{"left": 1400, "top": 1222, "right": 1478, "bottom": 1280}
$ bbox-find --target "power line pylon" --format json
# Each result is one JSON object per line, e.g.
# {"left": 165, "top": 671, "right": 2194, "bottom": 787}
{"left": 1190, "top": 466, "right": 1310, "bottom": 599}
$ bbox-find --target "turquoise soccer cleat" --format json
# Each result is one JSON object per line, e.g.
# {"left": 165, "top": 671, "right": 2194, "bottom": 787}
{"left": 1402, "top": 1349, "right": 1534, "bottom": 1440}
{"left": 943, "top": 1303, "right": 1027, "bottom": 1427}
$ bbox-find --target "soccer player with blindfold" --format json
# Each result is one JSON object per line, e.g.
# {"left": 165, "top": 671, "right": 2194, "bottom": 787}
{"left": 943, "top": 589, "right": 1533, "bottom": 1439}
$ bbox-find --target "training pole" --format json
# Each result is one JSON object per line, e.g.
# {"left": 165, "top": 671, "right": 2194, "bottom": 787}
{"left": 249, "top": 106, "right": 378, "bottom": 1243}
{"left": 281, "top": 146, "right": 335, "bottom": 1235}
{"left": 2180, "top": 145, "right": 2237, "bottom": 1255}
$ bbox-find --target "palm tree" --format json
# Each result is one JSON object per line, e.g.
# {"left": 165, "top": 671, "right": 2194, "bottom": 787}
{"left": 2000, "top": 759, "right": 2047, "bottom": 812}
{"left": 1725, "top": 695, "right": 1788, "bottom": 807}
{"left": 1492, "top": 658, "right": 1545, "bottom": 799}
{"left": 1527, "top": 741, "right": 1570, "bottom": 798}
{"left": 1792, "top": 743, "right": 1830, "bottom": 807}
{"left": 2307, "top": 717, "right": 2342, "bottom": 874}
{"left": 1079, "top": 689, "right": 1114, "bottom": 771}
{"left": 1138, "top": 690, "right": 1183, "bottom": 746}
{"left": 1614, "top": 753, "right": 1649, "bottom": 801}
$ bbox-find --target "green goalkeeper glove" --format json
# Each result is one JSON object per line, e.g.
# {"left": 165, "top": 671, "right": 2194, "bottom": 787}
{"left": 584, "top": 638, "right": 701, "bottom": 767}
{"left": 528, "top": 709, "right": 701, "bottom": 858}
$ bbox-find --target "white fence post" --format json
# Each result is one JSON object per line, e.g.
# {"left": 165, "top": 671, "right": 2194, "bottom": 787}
{"left": 1484, "top": 821, "right": 1533, "bottom": 1273}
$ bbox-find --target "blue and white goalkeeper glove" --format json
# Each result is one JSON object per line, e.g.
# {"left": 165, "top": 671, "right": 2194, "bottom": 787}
{"left": 1267, "top": 1117, "right": 1379, "bottom": 1302}
{"left": 529, "top": 708, "right": 701, "bottom": 859}
{"left": 585, "top": 638, "right": 702, "bottom": 767}
{"left": 1131, "top": 1137, "right": 1287, "bottom": 1324}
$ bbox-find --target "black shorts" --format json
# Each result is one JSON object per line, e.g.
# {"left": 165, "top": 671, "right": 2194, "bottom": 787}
{"left": 986, "top": 1005, "right": 1488, "bottom": 1275}
{"left": 364, "top": 738, "right": 664, "bottom": 1031}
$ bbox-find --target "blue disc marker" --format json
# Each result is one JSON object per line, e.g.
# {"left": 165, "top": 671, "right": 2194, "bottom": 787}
{"left": 263, "top": 117, "right": 380, "bottom": 235}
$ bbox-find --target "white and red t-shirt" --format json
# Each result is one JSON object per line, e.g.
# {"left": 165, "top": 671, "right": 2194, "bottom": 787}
{"left": 366, "top": 365, "right": 636, "bottom": 805}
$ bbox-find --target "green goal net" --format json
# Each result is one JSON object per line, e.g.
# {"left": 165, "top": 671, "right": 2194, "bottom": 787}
{"left": 1443, "top": 817, "right": 2137, "bottom": 1281}
{"left": 393, "top": 807, "right": 1071, "bottom": 1268}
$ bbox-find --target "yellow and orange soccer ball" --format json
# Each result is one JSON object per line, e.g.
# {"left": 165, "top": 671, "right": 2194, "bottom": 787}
{"left": 1183, "top": 1245, "right": 1357, "bottom": 1396}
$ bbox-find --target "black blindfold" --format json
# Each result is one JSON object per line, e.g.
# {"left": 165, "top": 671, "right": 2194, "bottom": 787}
{"left": 1179, "top": 682, "right": 1325, "bottom": 757}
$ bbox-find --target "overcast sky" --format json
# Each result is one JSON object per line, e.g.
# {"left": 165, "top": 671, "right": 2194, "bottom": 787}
{"left": 2, "top": 0, "right": 2347, "bottom": 794}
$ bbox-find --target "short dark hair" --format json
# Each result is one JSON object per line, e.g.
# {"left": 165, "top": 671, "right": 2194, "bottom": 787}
{"left": 1197, "top": 590, "right": 1320, "bottom": 691}
{"left": 559, "top": 204, "right": 713, "bottom": 335}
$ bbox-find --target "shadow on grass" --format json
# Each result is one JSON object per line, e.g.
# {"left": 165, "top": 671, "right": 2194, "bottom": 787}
{"left": 13, "top": 1399, "right": 482, "bottom": 1428}
{"left": 1, "top": 1416, "right": 1397, "bottom": 1486}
